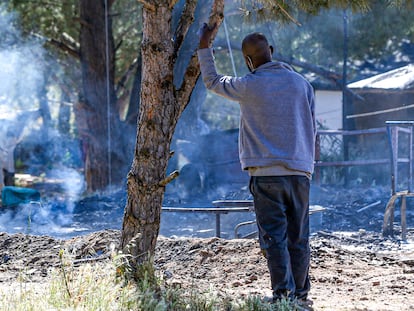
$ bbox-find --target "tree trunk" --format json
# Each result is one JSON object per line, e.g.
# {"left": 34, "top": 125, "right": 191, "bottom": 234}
{"left": 121, "top": 1, "right": 176, "bottom": 263}
{"left": 58, "top": 89, "right": 71, "bottom": 136}
{"left": 76, "top": 0, "right": 119, "bottom": 192}
{"left": 121, "top": 0, "right": 224, "bottom": 265}
{"left": 125, "top": 52, "right": 142, "bottom": 125}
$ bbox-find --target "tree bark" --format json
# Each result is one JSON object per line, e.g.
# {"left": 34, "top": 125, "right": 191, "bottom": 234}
{"left": 58, "top": 88, "right": 71, "bottom": 136}
{"left": 120, "top": 0, "right": 224, "bottom": 264}
{"left": 125, "top": 53, "right": 142, "bottom": 124}
{"left": 121, "top": 0, "right": 176, "bottom": 263}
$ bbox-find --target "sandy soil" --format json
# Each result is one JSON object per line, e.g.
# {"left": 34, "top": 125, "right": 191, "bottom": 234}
{"left": 0, "top": 229, "right": 413, "bottom": 310}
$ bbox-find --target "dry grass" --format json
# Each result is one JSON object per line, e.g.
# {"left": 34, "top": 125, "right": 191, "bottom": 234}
{"left": 0, "top": 250, "right": 296, "bottom": 311}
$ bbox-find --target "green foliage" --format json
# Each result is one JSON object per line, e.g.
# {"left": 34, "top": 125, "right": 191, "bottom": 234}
{"left": 111, "top": 0, "right": 143, "bottom": 95}
{"left": 220, "top": 1, "right": 414, "bottom": 76}
{"left": 238, "top": 0, "right": 370, "bottom": 24}
{"left": 7, "top": 0, "right": 79, "bottom": 41}
{"left": 351, "top": 2, "right": 414, "bottom": 58}
{"left": 240, "top": 0, "right": 414, "bottom": 21}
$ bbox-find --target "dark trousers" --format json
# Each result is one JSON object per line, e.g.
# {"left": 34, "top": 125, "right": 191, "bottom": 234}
{"left": 249, "top": 175, "right": 310, "bottom": 300}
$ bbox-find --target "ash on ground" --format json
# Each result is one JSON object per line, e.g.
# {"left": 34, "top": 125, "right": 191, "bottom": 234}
{"left": 1, "top": 179, "right": 412, "bottom": 243}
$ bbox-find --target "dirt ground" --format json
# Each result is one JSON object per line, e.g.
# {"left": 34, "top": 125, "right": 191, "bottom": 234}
{"left": 0, "top": 228, "right": 413, "bottom": 311}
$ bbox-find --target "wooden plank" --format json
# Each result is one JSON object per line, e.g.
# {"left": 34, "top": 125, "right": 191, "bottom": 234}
{"left": 163, "top": 203, "right": 325, "bottom": 215}
{"left": 401, "top": 195, "right": 407, "bottom": 240}
{"left": 317, "top": 128, "right": 387, "bottom": 136}
{"left": 212, "top": 200, "right": 253, "bottom": 207}
{"left": 162, "top": 207, "right": 252, "bottom": 213}
{"left": 315, "top": 159, "right": 390, "bottom": 167}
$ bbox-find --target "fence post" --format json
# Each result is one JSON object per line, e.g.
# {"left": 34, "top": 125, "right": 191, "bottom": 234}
{"left": 409, "top": 126, "right": 413, "bottom": 193}
{"left": 386, "top": 125, "right": 398, "bottom": 195}
{"left": 314, "top": 134, "right": 321, "bottom": 184}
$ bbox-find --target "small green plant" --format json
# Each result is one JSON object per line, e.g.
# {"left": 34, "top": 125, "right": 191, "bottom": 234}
{"left": 58, "top": 249, "right": 72, "bottom": 299}
{"left": 234, "top": 295, "right": 298, "bottom": 311}
{"left": 48, "top": 250, "right": 141, "bottom": 310}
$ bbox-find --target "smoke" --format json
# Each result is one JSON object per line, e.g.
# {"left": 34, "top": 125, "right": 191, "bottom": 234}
{"left": 0, "top": 164, "right": 85, "bottom": 237}
{"left": 0, "top": 4, "right": 87, "bottom": 237}
{"left": 0, "top": 4, "right": 44, "bottom": 109}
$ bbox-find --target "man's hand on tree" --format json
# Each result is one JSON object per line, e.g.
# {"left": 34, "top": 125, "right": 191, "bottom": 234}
{"left": 198, "top": 23, "right": 216, "bottom": 49}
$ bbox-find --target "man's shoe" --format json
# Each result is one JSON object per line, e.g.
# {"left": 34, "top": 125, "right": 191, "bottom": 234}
{"left": 296, "top": 298, "right": 314, "bottom": 311}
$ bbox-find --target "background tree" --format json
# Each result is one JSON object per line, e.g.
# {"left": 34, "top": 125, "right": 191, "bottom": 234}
{"left": 77, "top": 0, "right": 119, "bottom": 190}
{"left": 5, "top": 0, "right": 142, "bottom": 191}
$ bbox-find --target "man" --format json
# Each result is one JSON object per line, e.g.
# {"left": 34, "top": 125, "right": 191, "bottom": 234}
{"left": 197, "top": 24, "right": 316, "bottom": 308}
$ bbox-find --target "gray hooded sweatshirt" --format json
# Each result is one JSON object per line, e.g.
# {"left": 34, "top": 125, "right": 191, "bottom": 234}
{"left": 198, "top": 48, "right": 316, "bottom": 174}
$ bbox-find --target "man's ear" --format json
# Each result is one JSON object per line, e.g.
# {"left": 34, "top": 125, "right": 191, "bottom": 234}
{"left": 270, "top": 45, "right": 274, "bottom": 55}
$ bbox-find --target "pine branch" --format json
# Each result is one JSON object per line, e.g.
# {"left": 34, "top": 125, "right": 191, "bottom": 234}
{"left": 31, "top": 32, "right": 80, "bottom": 58}
{"left": 137, "top": 0, "right": 156, "bottom": 12}
{"left": 115, "top": 57, "right": 139, "bottom": 94}
{"left": 274, "top": 1, "right": 301, "bottom": 25}
{"left": 273, "top": 52, "right": 342, "bottom": 86}
{"left": 175, "top": 0, "right": 224, "bottom": 109}
{"left": 172, "top": 0, "right": 197, "bottom": 64}
{"left": 114, "top": 19, "right": 142, "bottom": 52}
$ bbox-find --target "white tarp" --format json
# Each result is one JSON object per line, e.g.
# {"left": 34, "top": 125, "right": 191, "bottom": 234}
{"left": 348, "top": 64, "right": 414, "bottom": 90}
